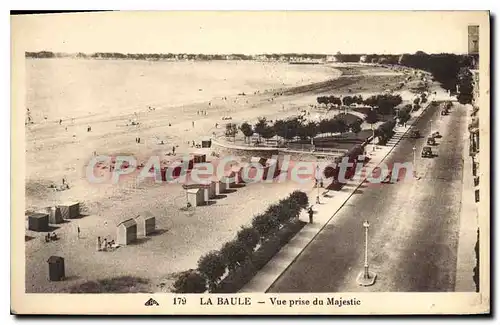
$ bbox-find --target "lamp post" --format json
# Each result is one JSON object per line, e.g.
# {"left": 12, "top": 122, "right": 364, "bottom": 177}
{"left": 356, "top": 220, "right": 377, "bottom": 286}
{"left": 412, "top": 146, "right": 417, "bottom": 178}
{"left": 316, "top": 165, "right": 321, "bottom": 204}
{"left": 371, "top": 108, "right": 375, "bottom": 152}
{"left": 363, "top": 221, "right": 370, "bottom": 278}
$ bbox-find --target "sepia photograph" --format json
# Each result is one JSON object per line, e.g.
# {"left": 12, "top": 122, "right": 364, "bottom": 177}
{"left": 11, "top": 10, "right": 490, "bottom": 315}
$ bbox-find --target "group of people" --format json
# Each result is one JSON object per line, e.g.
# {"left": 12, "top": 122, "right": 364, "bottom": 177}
{"left": 97, "top": 236, "right": 116, "bottom": 252}
{"left": 44, "top": 232, "right": 59, "bottom": 242}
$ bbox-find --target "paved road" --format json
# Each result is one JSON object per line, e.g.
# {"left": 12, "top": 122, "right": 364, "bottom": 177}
{"left": 269, "top": 102, "right": 468, "bottom": 292}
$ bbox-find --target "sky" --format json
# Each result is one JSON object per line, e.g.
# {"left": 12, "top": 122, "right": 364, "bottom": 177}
{"left": 11, "top": 11, "right": 488, "bottom": 55}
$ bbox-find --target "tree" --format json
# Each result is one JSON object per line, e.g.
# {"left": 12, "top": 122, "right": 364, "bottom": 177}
{"left": 236, "top": 226, "right": 260, "bottom": 252}
{"left": 220, "top": 240, "right": 249, "bottom": 271}
{"left": 251, "top": 213, "right": 280, "bottom": 241}
{"left": 350, "top": 121, "right": 362, "bottom": 134}
{"left": 336, "top": 119, "right": 349, "bottom": 134}
{"left": 225, "top": 123, "right": 238, "bottom": 141}
{"left": 254, "top": 117, "right": 268, "bottom": 141}
{"left": 197, "top": 251, "right": 226, "bottom": 292}
{"left": 239, "top": 122, "right": 254, "bottom": 143}
{"left": 289, "top": 190, "right": 309, "bottom": 210}
{"left": 172, "top": 270, "right": 207, "bottom": 293}
{"left": 260, "top": 124, "right": 276, "bottom": 142}
{"left": 303, "top": 121, "right": 318, "bottom": 142}
{"left": 316, "top": 96, "right": 327, "bottom": 107}
{"left": 457, "top": 67, "right": 474, "bottom": 104}
{"left": 273, "top": 119, "right": 287, "bottom": 141}
{"left": 282, "top": 197, "right": 301, "bottom": 220}
{"left": 265, "top": 203, "right": 287, "bottom": 225}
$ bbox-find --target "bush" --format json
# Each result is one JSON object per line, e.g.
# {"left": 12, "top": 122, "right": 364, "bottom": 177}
{"left": 377, "top": 119, "right": 396, "bottom": 137}
{"left": 266, "top": 203, "right": 290, "bottom": 225}
{"left": 172, "top": 270, "right": 207, "bottom": 293}
{"left": 197, "top": 251, "right": 226, "bottom": 291}
{"left": 289, "top": 190, "right": 309, "bottom": 210}
{"left": 220, "top": 240, "right": 249, "bottom": 271}
{"left": 236, "top": 226, "right": 260, "bottom": 252}
{"left": 252, "top": 213, "right": 280, "bottom": 240}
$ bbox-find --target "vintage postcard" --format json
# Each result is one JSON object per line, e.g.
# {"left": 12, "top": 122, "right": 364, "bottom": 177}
{"left": 11, "top": 11, "right": 490, "bottom": 315}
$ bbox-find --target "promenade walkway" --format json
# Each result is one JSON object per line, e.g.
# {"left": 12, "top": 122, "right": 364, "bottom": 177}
{"left": 240, "top": 93, "right": 446, "bottom": 292}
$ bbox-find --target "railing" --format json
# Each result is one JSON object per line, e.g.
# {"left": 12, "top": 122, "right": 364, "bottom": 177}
{"left": 313, "top": 147, "right": 349, "bottom": 154}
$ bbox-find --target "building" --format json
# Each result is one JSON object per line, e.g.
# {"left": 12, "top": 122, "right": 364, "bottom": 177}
{"left": 187, "top": 188, "right": 205, "bottom": 207}
{"left": 135, "top": 214, "right": 156, "bottom": 237}
{"left": 325, "top": 55, "right": 337, "bottom": 63}
{"left": 47, "top": 256, "right": 65, "bottom": 281}
{"left": 468, "top": 25, "right": 479, "bottom": 55}
{"left": 28, "top": 213, "right": 49, "bottom": 232}
{"left": 58, "top": 202, "right": 80, "bottom": 219}
{"left": 46, "top": 206, "right": 63, "bottom": 224}
{"left": 117, "top": 218, "right": 138, "bottom": 245}
{"left": 467, "top": 25, "right": 480, "bottom": 203}
{"left": 215, "top": 180, "right": 227, "bottom": 195}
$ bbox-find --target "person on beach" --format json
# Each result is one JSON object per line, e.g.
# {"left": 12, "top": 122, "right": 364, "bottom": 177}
{"left": 172, "top": 146, "right": 176, "bottom": 155}
{"left": 97, "top": 236, "right": 101, "bottom": 251}
{"left": 59, "top": 119, "right": 62, "bottom": 125}
{"left": 77, "top": 226, "right": 81, "bottom": 239}
{"left": 192, "top": 121, "right": 195, "bottom": 128}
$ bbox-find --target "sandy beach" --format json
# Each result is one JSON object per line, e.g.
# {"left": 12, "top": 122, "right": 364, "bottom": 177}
{"left": 25, "top": 60, "right": 413, "bottom": 293}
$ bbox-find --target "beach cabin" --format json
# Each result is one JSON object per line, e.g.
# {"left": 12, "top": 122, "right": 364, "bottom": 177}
{"left": 182, "top": 156, "right": 195, "bottom": 170}
{"left": 58, "top": 202, "right": 80, "bottom": 220}
{"left": 250, "top": 156, "right": 267, "bottom": 167}
{"left": 117, "top": 218, "right": 137, "bottom": 245}
{"left": 46, "top": 206, "right": 63, "bottom": 224}
{"left": 201, "top": 138, "right": 212, "bottom": 148}
{"left": 28, "top": 213, "right": 49, "bottom": 232}
{"left": 265, "top": 158, "right": 280, "bottom": 180}
{"left": 135, "top": 214, "right": 156, "bottom": 237}
{"left": 215, "top": 180, "right": 227, "bottom": 195}
{"left": 193, "top": 153, "right": 206, "bottom": 164}
{"left": 187, "top": 188, "right": 205, "bottom": 207}
{"left": 47, "top": 256, "right": 65, "bottom": 281}
{"left": 205, "top": 181, "right": 217, "bottom": 199}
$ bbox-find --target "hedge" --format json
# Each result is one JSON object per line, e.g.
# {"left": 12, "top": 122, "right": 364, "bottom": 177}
{"left": 172, "top": 191, "right": 309, "bottom": 293}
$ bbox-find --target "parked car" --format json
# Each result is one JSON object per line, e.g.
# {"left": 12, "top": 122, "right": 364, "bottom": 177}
{"left": 441, "top": 110, "right": 448, "bottom": 116}
{"left": 421, "top": 146, "right": 433, "bottom": 158}
{"left": 410, "top": 129, "right": 421, "bottom": 138}
{"left": 432, "top": 131, "right": 442, "bottom": 138}
{"left": 427, "top": 137, "right": 436, "bottom": 145}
